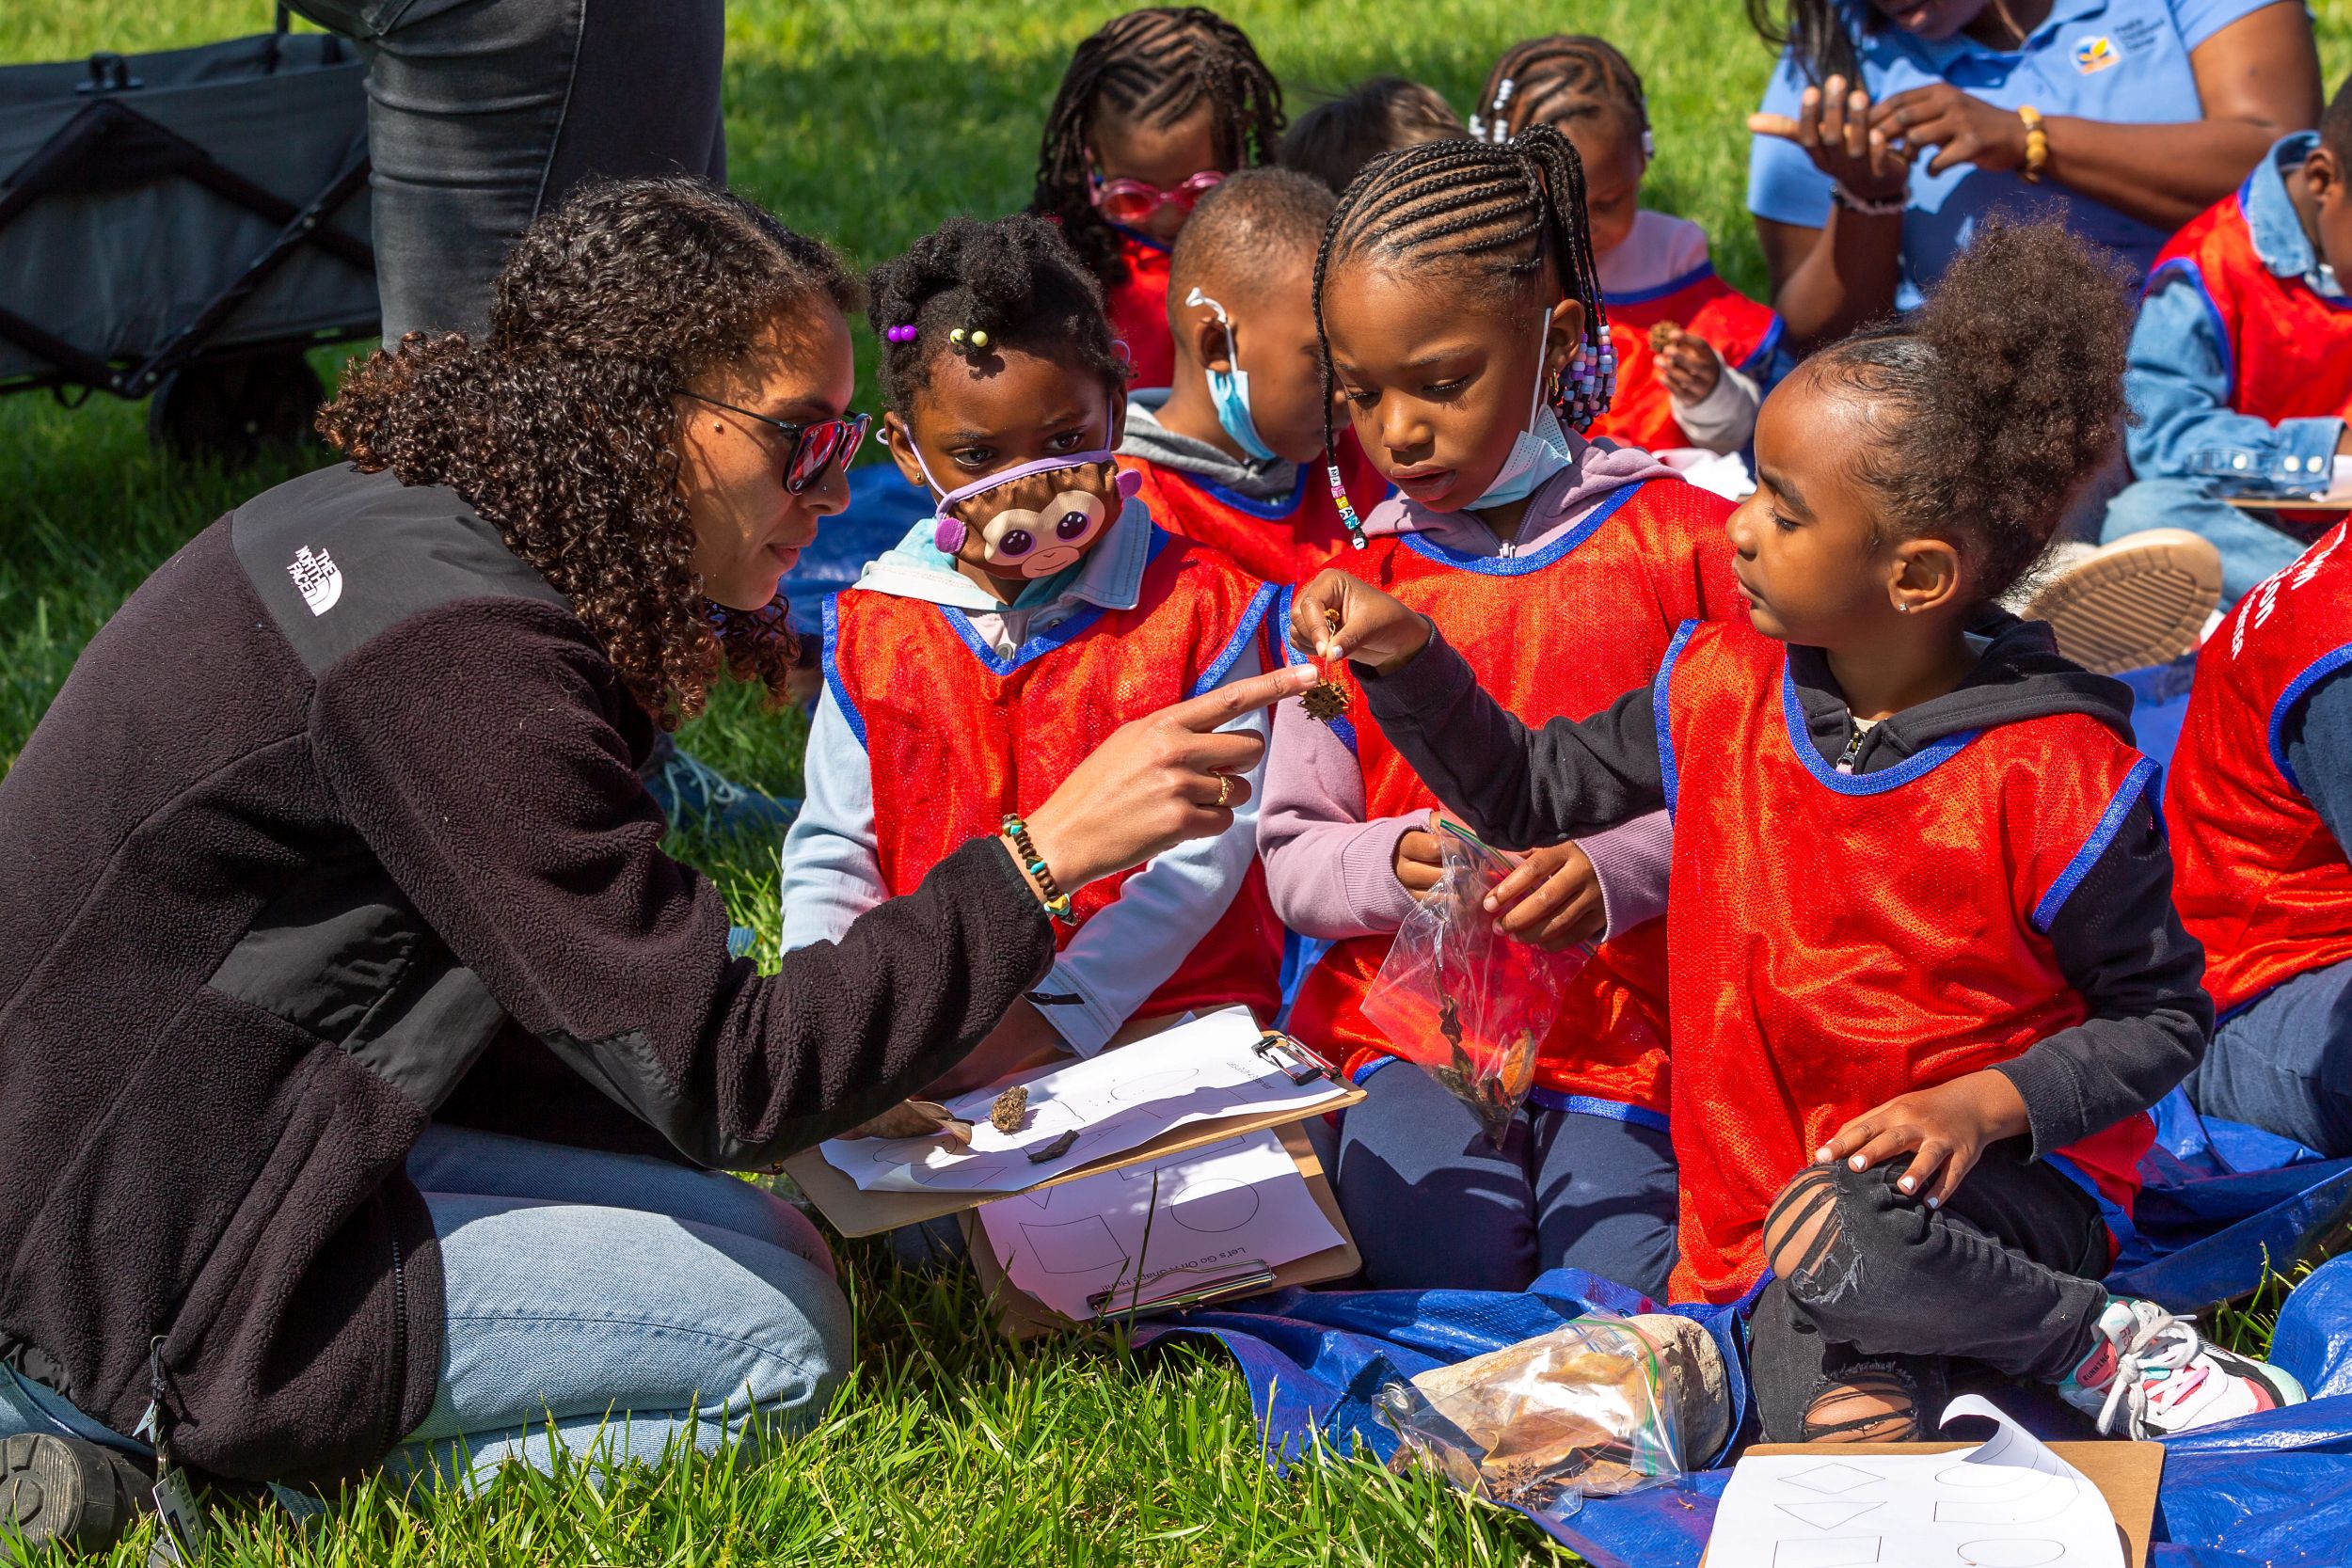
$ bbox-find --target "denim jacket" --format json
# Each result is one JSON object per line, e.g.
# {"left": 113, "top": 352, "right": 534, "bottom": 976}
{"left": 2125, "top": 133, "right": 2348, "bottom": 498}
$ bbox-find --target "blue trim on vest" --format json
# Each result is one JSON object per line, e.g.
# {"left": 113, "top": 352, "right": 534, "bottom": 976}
{"left": 1190, "top": 580, "right": 1281, "bottom": 699}
{"left": 2031, "top": 755, "right": 2160, "bottom": 934}
{"left": 2045, "top": 1151, "right": 2141, "bottom": 1264}
{"left": 1604, "top": 261, "right": 1718, "bottom": 308}
{"left": 1114, "top": 224, "right": 1172, "bottom": 256}
{"left": 818, "top": 594, "right": 866, "bottom": 751}
{"left": 1655, "top": 619, "right": 1700, "bottom": 817}
{"left": 2147, "top": 257, "right": 2234, "bottom": 402}
{"left": 1347, "top": 1055, "right": 1667, "bottom": 1132}
{"left": 1396, "top": 480, "right": 1645, "bottom": 578}
{"left": 937, "top": 531, "right": 1171, "bottom": 677}
{"left": 1525, "top": 1087, "right": 1670, "bottom": 1132}
{"left": 1169, "top": 462, "right": 1310, "bottom": 522}
{"left": 1780, "top": 661, "right": 1981, "bottom": 793}
{"left": 1737, "top": 313, "right": 1788, "bottom": 380}
{"left": 2267, "top": 642, "right": 2352, "bottom": 792}
{"left": 1329, "top": 715, "right": 1360, "bottom": 754}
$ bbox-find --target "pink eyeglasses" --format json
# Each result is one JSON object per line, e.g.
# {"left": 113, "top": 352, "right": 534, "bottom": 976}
{"left": 1089, "top": 168, "right": 1225, "bottom": 228}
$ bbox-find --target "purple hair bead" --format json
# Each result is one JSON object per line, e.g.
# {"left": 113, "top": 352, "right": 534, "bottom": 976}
{"left": 887, "top": 324, "right": 918, "bottom": 343}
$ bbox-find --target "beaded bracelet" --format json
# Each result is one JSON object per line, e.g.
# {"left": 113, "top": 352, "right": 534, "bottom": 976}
{"left": 1001, "top": 813, "right": 1074, "bottom": 924}
{"left": 2017, "top": 104, "right": 2049, "bottom": 184}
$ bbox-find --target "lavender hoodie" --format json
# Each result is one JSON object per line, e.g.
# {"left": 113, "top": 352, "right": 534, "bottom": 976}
{"left": 1260, "top": 438, "right": 1678, "bottom": 941}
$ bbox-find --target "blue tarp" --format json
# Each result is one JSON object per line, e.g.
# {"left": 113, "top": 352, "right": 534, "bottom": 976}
{"left": 777, "top": 465, "right": 930, "bottom": 632}
{"left": 1138, "top": 1096, "right": 2352, "bottom": 1566}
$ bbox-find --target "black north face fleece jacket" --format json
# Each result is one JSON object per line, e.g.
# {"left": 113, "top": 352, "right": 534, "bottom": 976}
{"left": 0, "top": 463, "right": 1053, "bottom": 1483}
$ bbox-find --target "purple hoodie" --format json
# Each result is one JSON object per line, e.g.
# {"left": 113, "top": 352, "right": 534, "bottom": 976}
{"left": 1260, "top": 439, "right": 1678, "bottom": 941}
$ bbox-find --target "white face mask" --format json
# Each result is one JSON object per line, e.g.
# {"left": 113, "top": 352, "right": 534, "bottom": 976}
{"left": 1467, "top": 310, "right": 1575, "bottom": 511}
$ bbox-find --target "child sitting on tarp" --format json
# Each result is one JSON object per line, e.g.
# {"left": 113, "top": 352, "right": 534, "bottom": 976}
{"left": 2037, "top": 73, "right": 2352, "bottom": 670}
{"left": 781, "top": 214, "right": 1282, "bottom": 1093}
{"left": 1278, "top": 76, "right": 1469, "bottom": 194}
{"left": 1263, "top": 126, "right": 1745, "bottom": 1301}
{"left": 1118, "top": 167, "right": 1388, "bottom": 584}
{"left": 2170, "top": 512, "right": 2352, "bottom": 1158}
{"left": 1027, "top": 6, "right": 1284, "bottom": 395}
{"left": 1472, "top": 35, "right": 1783, "bottom": 460}
{"left": 1293, "top": 220, "right": 2304, "bottom": 1442}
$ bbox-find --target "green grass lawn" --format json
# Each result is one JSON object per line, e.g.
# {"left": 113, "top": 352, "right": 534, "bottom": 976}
{"left": 5, "top": 2, "right": 2350, "bottom": 1561}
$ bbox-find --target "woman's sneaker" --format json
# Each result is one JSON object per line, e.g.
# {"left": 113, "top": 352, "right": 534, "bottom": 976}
{"left": 0, "top": 1433, "right": 150, "bottom": 1559}
{"left": 2014, "top": 530, "right": 2222, "bottom": 674}
{"left": 2058, "top": 1296, "right": 2306, "bottom": 1437}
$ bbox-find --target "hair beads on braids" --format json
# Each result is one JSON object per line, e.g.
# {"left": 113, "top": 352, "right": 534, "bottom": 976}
{"left": 1310, "top": 126, "right": 1615, "bottom": 545}
{"left": 866, "top": 214, "right": 1124, "bottom": 420}
{"left": 1031, "top": 8, "right": 1284, "bottom": 291}
{"left": 1471, "top": 35, "right": 1648, "bottom": 150}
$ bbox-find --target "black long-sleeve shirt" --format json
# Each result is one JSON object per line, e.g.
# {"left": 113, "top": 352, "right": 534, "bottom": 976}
{"left": 1356, "top": 614, "right": 2210, "bottom": 1162}
{"left": 0, "top": 464, "right": 1054, "bottom": 1482}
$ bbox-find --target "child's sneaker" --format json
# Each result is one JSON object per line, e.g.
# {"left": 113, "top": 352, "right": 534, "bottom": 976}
{"left": 2058, "top": 1296, "right": 2306, "bottom": 1436}
{"left": 2014, "top": 529, "right": 2222, "bottom": 674}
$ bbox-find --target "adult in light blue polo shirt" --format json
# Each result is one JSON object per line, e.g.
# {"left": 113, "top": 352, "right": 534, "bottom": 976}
{"left": 1745, "top": 0, "right": 2321, "bottom": 347}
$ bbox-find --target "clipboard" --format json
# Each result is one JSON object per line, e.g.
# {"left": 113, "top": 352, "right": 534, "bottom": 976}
{"left": 783, "top": 1033, "right": 1365, "bottom": 1238}
{"left": 2224, "top": 494, "right": 2349, "bottom": 513}
{"left": 1702, "top": 1439, "right": 2163, "bottom": 1568}
{"left": 961, "top": 1120, "right": 1359, "bottom": 1339}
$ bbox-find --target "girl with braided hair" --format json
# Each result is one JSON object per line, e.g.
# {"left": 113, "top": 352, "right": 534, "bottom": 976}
{"left": 1029, "top": 7, "right": 1283, "bottom": 393}
{"left": 784, "top": 213, "right": 1287, "bottom": 1092}
{"left": 1475, "top": 35, "right": 1785, "bottom": 460}
{"left": 1259, "top": 125, "right": 1748, "bottom": 1296}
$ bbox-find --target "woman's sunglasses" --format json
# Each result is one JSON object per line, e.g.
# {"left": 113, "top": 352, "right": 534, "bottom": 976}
{"left": 685, "top": 392, "right": 869, "bottom": 494}
{"left": 1089, "top": 168, "right": 1225, "bottom": 229}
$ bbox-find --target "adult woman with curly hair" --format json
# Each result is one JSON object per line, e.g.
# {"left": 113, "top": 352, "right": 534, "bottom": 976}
{"left": 0, "top": 177, "right": 1306, "bottom": 1551}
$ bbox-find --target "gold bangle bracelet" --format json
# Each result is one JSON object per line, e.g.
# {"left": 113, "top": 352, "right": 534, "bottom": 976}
{"left": 2018, "top": 104, "right": 2049, "bottom": 183}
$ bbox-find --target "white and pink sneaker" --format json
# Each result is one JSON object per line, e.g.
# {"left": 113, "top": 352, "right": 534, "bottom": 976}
{"left": 2058, "top": 1297, "right": 2306, "bottom": 1437}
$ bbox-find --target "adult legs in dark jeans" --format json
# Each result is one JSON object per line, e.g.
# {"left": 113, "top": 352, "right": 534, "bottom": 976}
{"left": 1748, "top": 1147, "right": 2108, "bottom": 1444}
{"left": 2189, "top": 958, "right": 2352, "bottom": 1158}
{"left": 1334, "top": 1060, "right": 1677, "bottom": 1298}
{"left": 288, "top": 0, "right": 727, "bottom": 341}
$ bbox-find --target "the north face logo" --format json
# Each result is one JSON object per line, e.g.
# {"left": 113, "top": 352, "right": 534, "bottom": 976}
{"left": 288, "top": 546, "right": 342, "bottom": 616}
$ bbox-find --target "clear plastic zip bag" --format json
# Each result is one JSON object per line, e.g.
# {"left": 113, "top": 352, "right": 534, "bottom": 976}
{"left": 1375, "top": 1312, "right": 1725, "bottom": 1523}
{"left": 1359, "top": 819, "right": 1590, "bottom": 1147}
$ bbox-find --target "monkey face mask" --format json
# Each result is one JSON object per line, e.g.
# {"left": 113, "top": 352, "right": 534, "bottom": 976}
{"left": 919, "top": 449, "right": 1145, "bottom": 581}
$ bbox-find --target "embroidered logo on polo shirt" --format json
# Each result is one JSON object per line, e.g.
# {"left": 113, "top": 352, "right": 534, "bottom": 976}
{"left": 2072, "top": 35, "right": 2120, "bottom": 73}
{"left": 288, "top": 546, "right": 342, "bottom": 615}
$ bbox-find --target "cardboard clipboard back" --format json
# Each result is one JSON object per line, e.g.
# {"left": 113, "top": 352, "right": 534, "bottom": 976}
{"left": 961, "top": 1120, "right": 1359, "bottom": 1339}
{"left": 1701, "top": 1439, "right": 2163, "bottom": 1568}
{"left": 783, "top": 1081, "right": 1364, "bottom": 1238}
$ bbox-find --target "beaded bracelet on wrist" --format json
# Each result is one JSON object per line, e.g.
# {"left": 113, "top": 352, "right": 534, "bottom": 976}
{"left": 1001, "top": 813, "right": 1074, "bottom": 924}
{"left": 1830, "top": 182, "right": 1907, "bottom": 219}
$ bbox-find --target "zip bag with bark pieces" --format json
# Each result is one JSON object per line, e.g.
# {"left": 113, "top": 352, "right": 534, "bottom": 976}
{"left": 1374, "top": 1311, "right": 1724, "bottom": 1523}
{"left": 1358, "top": 818, "right": 1590, "bottom": 1147}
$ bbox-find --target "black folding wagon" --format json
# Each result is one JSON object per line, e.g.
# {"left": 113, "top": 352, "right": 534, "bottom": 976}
{"left": 0, "top": 10, "right": 376, "bottom": 462}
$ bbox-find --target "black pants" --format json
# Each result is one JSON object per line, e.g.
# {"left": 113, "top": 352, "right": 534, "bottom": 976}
{"left": 1748, "top": 1146, "right": 2110, "bottom": 1443}
{"left": 288, "top": 0, "right": 727, "bottom": 340}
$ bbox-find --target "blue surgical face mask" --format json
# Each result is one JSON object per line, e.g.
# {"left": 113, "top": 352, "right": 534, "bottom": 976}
{"left": 1467, "top": 311, "right": 1576, "bottom": 511}
{"left": 1186, "top": 287, "right": 1278, "bottom": 463}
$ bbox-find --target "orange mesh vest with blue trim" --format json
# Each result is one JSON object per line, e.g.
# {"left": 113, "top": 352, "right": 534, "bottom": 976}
{"left": 2171, "top": 521, "right": 2352, "bottom": 1013}
{"left": 1284, "top": 477, "right": 1741, "bottom": 1117}
{"left": 1591, "top": 266, "right": 1781, "bottom": 454}
{"left": 825, "top": 530, "right": 1283, "bottom": 1022}
{"left": 1120, "top": 436, "right": 1386, "bottom": 585}
{"left": 1657, "top": 621, "right": 2161, "bottom": 1303}
{"left": 1104, "top": 231, "right": 1174, "bottom": 393}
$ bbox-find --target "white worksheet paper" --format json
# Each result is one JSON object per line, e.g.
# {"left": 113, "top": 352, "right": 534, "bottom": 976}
{"left": 815, "top": 1006, "right": 1348, "bottom": 1195}
{"left": 1708, "top": 1395, "right": 2123, "bottom": 1568}
{"left": 975, "top": 1128, "right": 1344, "bottom": 1320}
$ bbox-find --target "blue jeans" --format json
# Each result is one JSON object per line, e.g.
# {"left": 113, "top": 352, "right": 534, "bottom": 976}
{"left": 2189, "top": 958, "right": 2352, "bottom": 1158}
{"left": 0, "top": 1124, "right": 850, "bottom": 1489}
{"left": 2103, "top": 476, "right": 2316, "bottom": 607}
{"left": 1333, "top": 1060, "right": 1678, "bottom": 1297}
